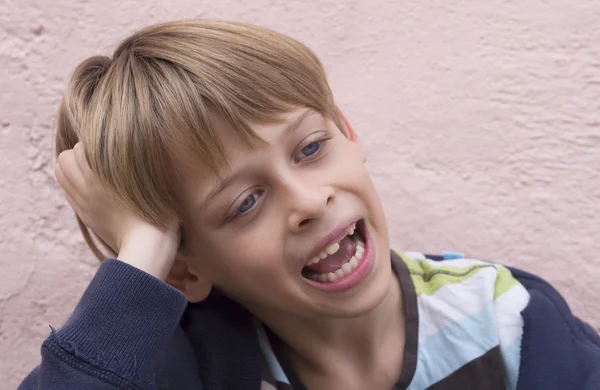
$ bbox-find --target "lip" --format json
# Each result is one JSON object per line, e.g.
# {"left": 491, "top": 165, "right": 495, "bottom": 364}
{"left": 304, "top": 219, "right": 376, "bottom": 292}
{"left": 306, "top": 217, "right": 361, "bottom": 264}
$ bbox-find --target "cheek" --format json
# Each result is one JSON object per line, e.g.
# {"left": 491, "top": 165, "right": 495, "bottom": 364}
{"left": 337, "top": 144, "right": 372, "bottom": 186}
{"left": 338, "top": 137, "right": 366, "bottom": 166}
{"left": 339, "top": 145, "right": 386, "bottom": 220}
{"left": 209, "top": 248, "right": 292, "bottom": 305}
{"left": 191, "top": 225, "right": 286, "bottom": 286}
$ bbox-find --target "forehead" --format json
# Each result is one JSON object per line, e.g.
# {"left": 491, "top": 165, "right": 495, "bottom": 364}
{"left": 184, "top": 107, "right": 316, "bottom": 163}
{"left": 218, "top": 107, "right": 317, "bottom": 147}
{"left": 170, "top": 107, "right": 317, "bottom": 197}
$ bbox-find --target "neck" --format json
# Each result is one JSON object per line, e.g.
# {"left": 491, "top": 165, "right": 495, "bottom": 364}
{"left": 253, "top": 267, "right": 405, "bottom": 382}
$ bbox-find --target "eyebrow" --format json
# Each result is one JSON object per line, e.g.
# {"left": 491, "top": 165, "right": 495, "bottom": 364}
{"left": 197, "top": 172, "right": 240, "bottom": 212}
{"left": 283, "top": 109, "right": 316, "bottom": 138}
{"left": 198, "top": 109, "right": 316, "bottom": 211}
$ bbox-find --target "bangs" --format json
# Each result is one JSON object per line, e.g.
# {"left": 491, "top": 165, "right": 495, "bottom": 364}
{"left": 56, "top": 20, "right": 337, "bottom": 259}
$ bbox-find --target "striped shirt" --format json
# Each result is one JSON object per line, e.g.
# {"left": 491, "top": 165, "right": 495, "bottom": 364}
{"left": 257, "top": 250, "right": 530, "bottom": 389}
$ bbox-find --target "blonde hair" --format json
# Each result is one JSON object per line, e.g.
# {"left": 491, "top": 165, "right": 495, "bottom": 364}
{"left": 56, "top": 19, "right": 339, "bottom": 260}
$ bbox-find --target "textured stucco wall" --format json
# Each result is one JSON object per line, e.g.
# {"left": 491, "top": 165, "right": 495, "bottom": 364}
{"left": 1, "top": 0, "right": 599, "bottom": 387}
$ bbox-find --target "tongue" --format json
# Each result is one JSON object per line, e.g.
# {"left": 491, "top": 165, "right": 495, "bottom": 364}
{"left": 306, "top": 235, "right": 355, "bottom": 274}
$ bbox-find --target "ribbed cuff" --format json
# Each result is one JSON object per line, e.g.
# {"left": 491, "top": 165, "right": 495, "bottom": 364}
{"left": 55, "top": 258, "right": 188, "bottom": 381}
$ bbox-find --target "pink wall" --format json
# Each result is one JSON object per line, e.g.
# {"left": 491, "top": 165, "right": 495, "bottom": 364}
{"left": 1, "top": 0, "right": 599, "bottom": 386}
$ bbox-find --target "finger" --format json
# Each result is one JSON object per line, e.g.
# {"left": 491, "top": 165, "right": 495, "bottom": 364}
{"left": 57, "top": 149, "right": 86, "bottom": 191}
{"left": 73, "top": 142, "right": 96, "bottom": 181}
{"left": 56, "top": 163, "right": 85, "bottom": 207}
{"left": 54, "top": 163, "right": 72, "bottom": 193}
{"left": 63, "top": 192, "right": 83, "bottom": 217}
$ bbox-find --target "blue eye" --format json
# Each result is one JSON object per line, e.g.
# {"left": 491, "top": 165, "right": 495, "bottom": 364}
{"left": 297, "top": 141, "right": 322, "bottom": 160}
{"left": 227, "top": 190, "right": 265, "bottom": 222}
{"left": 237, "top": 193, "right": 258, "bottom": 214}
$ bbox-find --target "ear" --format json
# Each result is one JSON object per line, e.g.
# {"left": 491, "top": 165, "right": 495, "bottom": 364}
{"left": 339, "top": 112, "right": 358, "bottom": 142}
{"left": 166, "top": 253, "right": 212, "bottom": 302}
{"left": 337, "top": 109, "right": 366, "bottom": 161}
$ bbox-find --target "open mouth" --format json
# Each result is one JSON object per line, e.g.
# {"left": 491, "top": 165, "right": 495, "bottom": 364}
{"left": 301, "top": 220, "right": 367, "bottom": 284}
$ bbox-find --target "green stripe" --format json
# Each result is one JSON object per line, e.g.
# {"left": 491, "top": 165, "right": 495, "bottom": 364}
{"left": 494, "top": 265, "right": 519, "bottom": 300}
{"left": 396, "top": 251, "right": 496, "bottom": 296}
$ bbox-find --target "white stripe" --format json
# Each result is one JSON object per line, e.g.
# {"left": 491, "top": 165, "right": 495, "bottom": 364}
{"left": 416, "top": 266, "right": 498, "bottom": 341}
{"left": 494, "top": 282, "right": 530, "bottom": 349}
{"left": 417, "top": 257, "right": 494, "bottom": 269}
{"left": 403, "top": 251, "right": 426, "bottom": 260}
{"left": 494, "top": 283, "right": 529, "bottom": 390}
{"left": 403, "top": 252, "right": 495, "bottom": 270}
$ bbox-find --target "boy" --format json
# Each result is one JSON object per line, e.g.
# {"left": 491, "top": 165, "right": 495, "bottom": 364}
{"left": 19, "top": 19, "right": 600, "bottom": 389}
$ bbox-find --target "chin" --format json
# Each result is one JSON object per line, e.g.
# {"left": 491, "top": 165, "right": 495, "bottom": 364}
{"left": 315, "top": 249, "right": 393, "bottom": 319}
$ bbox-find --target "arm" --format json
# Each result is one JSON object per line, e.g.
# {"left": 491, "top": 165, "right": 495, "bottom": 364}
{"left": 19, "top": 143, "right": 194, "bottom": 389}
{"left": 19, "top": 260, "right": 188, "bottom": 390}
{"left": 510, "top": 267, "right": 600, "bottom": 390}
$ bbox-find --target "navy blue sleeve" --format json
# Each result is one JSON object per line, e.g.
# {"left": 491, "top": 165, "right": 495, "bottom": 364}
{"left": 510, "top": 267, "right": 600, "bottom": 390}
{"left": 18, "top": 259, "right": 190, "bottom": 389}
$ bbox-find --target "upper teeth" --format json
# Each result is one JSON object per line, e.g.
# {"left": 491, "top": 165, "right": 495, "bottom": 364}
{"left": 325, "top": 242, "right": 340, "bottom": 255}
{"left": 307, "top": 223, "right": 357, "bottom": 265}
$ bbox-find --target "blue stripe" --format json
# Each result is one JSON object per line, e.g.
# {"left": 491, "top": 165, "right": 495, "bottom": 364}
{"left": 443, "top": 251, "right": 465, "bottom": 260}
{"left": 408, "top": 301, "right": 499, "bottom": 389}
{"left": 502, "top": 334, "right": 523, "bottom": 390}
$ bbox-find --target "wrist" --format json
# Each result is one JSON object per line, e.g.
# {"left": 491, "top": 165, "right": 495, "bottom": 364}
{"left": 117, "top": 224, "right": 179, "bottom": 281}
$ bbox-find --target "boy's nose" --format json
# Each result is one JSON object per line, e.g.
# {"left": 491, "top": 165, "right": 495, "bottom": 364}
{"left": 286, "top": 183, "right": 334, "bottom": 231}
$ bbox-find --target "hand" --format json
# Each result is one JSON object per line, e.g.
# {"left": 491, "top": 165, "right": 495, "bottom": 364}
{"left": 55, "top": 143, "right": 180, "bottom": 280}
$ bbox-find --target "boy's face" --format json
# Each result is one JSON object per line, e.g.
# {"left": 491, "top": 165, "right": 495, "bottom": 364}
{"left": 174, "top": 107, "right": 392, "bottom": 320}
